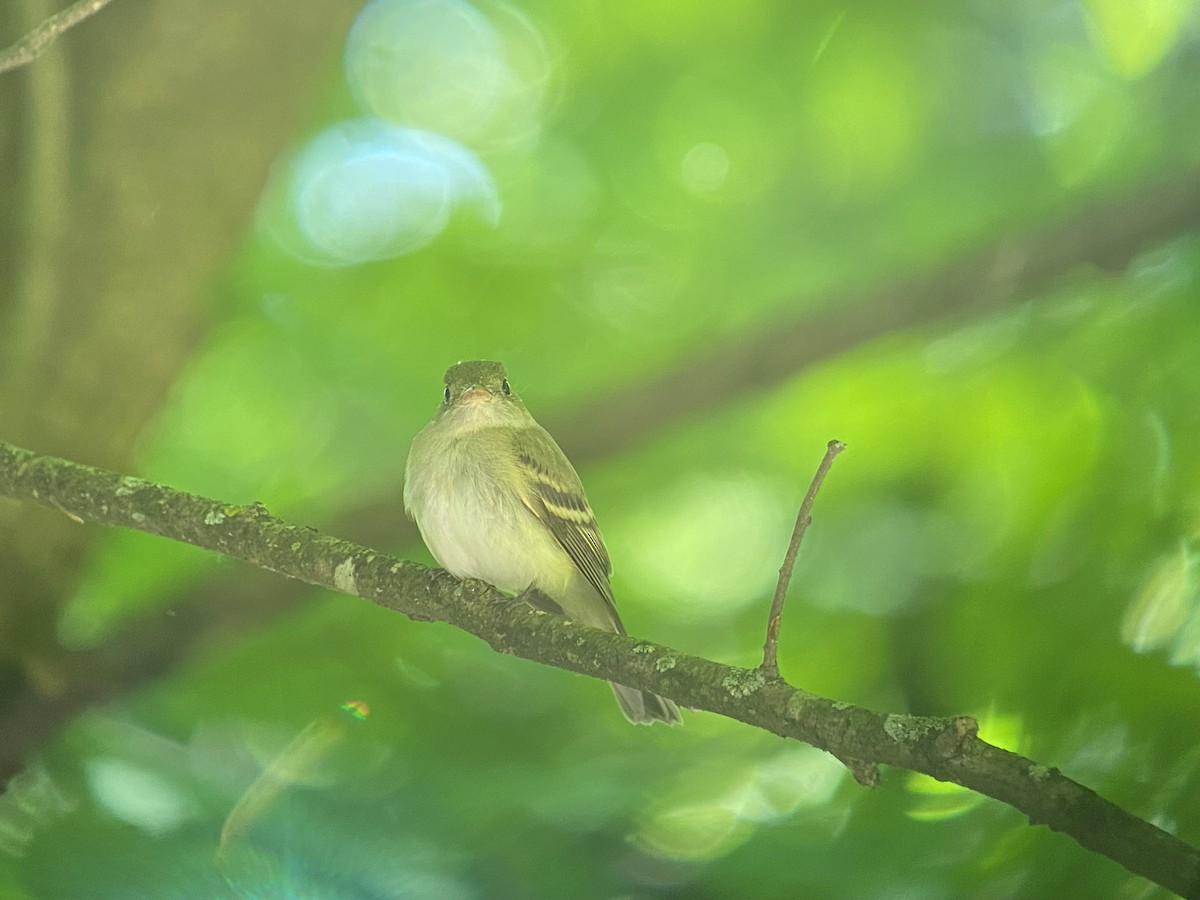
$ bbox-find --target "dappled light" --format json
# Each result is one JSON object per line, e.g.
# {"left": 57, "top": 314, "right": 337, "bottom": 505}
{"left": 635, "top": 745, "right": 847, "bottom": 861}
{"left": 86, "top": 757, "right": 197, "bottom": 836}
{"left": 1025, "top": 40, "right": 1132, "bottom": 187}
{"left": 261, "top": 0, "right": 550, "bottom": 266}
{"left": 653, "top": 63, "right": 790, "bottom": 205}
{"left": 1083, "top": 0, "right": 1194, "bottom": 78}
{"left": 612, "top": 472, "right": 795, "bottom": 623}
{"left": 1124, "top": 541, "right": 1200, "bottom": 670}
{"left": 261, "top": 119, "right": 500, "bottom": 266}
{"left": 345, "top": 0, "right": 550, "bottom": 148}
{"left": 903, "top": 773, "right": 982, "bottom": 823}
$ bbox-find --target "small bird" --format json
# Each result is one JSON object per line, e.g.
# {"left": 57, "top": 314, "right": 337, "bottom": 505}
{"left": 404, "top": 360, "right": 681, "bottom": 725}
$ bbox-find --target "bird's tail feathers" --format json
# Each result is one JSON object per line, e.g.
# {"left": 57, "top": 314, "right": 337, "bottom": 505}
{"left": 610, "top": 682, "right": 682, "bottom": 726}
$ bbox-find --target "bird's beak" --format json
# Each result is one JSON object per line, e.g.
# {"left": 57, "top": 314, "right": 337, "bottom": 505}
{"left": 460, "top": 386, "right": 493, "bottom": 403}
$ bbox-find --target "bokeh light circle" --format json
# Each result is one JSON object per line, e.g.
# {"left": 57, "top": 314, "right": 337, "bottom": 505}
{"left": 260, "top": 118, "right": 499, "bottom": 267}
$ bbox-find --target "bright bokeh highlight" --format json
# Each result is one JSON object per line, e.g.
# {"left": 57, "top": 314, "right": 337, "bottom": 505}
{"left": 612, "top": 472, "right": 795, "bottom": 623}
{"left": 1124, "top": 541, "right": 1200, "bottom": 670}
{"left": 345, "top": 0, "right": 550, "bottom": 147}
{"left": 261, "top": 119, "right": 499, "bottom": 267}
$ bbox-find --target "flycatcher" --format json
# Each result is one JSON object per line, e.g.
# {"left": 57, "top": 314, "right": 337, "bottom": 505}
{"left": 404, "top": 360, "right": 681, "bottom": 725}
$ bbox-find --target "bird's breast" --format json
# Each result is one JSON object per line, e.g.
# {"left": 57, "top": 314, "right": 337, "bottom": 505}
{"left": 407, "top": 433, "right": 565, "bottom": 595}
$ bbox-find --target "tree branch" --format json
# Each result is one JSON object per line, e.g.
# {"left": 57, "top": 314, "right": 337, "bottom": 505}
{"left": 1, "top": 440, "right": 1197, "bottom": 897}
{"left": 761, "top": 439, "right": 845, "bottom": 679}
{"left": 0, "top": 0, "right": 117, "bottom": 74}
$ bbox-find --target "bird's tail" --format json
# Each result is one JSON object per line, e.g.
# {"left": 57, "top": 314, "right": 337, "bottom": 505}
{"left": 610, "top": 682, "right": 682, "bottom": 726}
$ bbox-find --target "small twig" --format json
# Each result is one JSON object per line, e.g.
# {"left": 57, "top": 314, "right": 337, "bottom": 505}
{"left": 49, "top": 497, "right": 84, "bottom": 524}
{"left": 0, "top": 0, "right": 117, "bottom": 75}
{"left": 761, "top": 439, "right": 846, "bottom": 678}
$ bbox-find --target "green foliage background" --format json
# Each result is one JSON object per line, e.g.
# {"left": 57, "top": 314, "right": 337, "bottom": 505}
{"left": 2, "top": 0, "right": 1200, "bottom": 897}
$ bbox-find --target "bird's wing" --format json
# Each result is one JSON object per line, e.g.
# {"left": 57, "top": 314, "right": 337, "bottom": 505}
{"left": 510, "top": 425, "right": 620, "bottom": 623}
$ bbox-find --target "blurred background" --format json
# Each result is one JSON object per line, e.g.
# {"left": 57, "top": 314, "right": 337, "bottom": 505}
{"left": 2, "top": 0, "right": 1200, "bottom": 896}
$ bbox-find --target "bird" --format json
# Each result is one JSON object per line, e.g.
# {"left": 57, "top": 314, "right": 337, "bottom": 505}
{"left": 404, "top": 360, "right": 681, "bottom": 725}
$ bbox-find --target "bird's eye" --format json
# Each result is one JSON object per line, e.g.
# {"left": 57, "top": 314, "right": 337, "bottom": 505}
{"left": 500, "top": 378, "right": 511, "bottom": 395}
{"left": 443, "top": 386, "right": 451, "bottom": 403}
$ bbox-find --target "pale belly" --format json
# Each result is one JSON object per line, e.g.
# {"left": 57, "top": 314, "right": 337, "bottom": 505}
{"left": 408, "top": 449, "right": 571, "bottom": 597}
